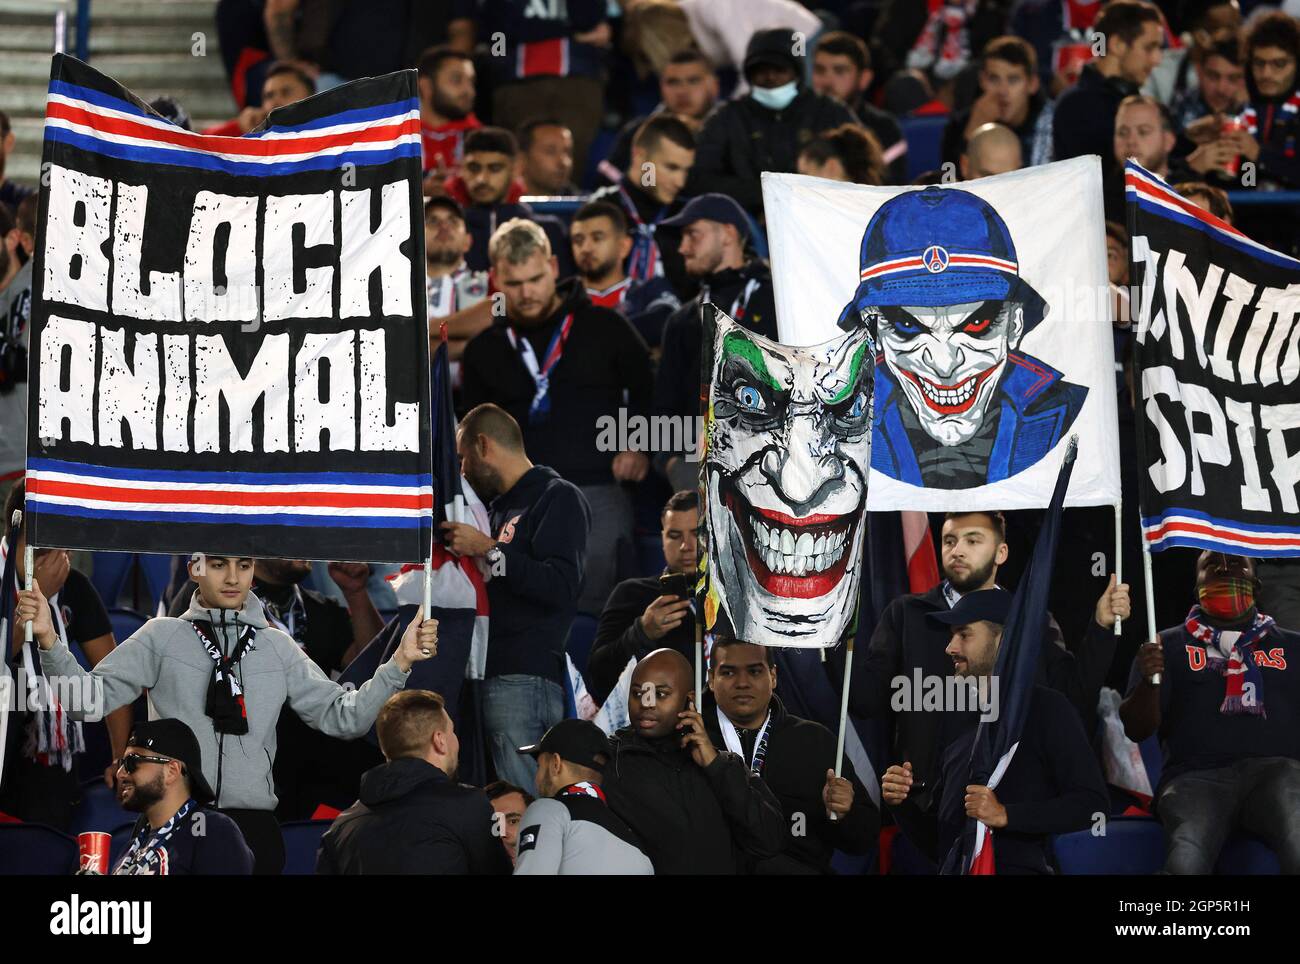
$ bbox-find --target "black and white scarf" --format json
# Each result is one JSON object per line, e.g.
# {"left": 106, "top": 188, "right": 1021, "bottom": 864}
{"left": 191, "top": 618, "right": 256, "bottom": 735}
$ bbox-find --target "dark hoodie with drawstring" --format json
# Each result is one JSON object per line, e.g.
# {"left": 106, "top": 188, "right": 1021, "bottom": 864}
{"left": 316, "top": 757, "right": 511, "bottom": 874}
{"left": 601, "top": 726, "right": 786, "bottom": 874}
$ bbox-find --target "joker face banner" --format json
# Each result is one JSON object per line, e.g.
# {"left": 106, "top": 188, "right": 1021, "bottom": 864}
{"left": 762, "top": 157, "right": 1121, "bottom": 511}
{"left": 25, "top": 55, "right": 432, "bottom": 561}
{"left": 699, "top": 305, "right": 872, "bottom": 647}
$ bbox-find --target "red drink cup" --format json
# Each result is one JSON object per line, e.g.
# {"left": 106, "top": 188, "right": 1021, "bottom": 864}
{"left": 1221, "top": 117, "right": 1244, "bottom": 177}
{"left": 77, "top": 831, "right": 111, "bottom": 874}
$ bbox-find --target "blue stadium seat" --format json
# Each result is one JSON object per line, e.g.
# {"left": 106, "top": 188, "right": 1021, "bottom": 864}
{"left": 281, "top": 819, "right": 332, "bottom": 875}
{"left": 1216, "top": 835, "right": 1280, "bottom": 875}
{"left": 1053, "top": 816, "right": 1164, "bottom": 874}
{"left": 565, "top": 614, "right": 600, "bottom": 679}
{"left": 1138, "top": 735, "right": 1162, "bottom": 790}
{"left": 108, "top": 607, "right": 148, "bottom": 644}
{"left": 90, "top": 552, "right": 176, "bottom": 613}
{"left": 0, "top": 823, "right": 79, "bottom": 874}
{"left": 71, "top": 779, "right": 135, "bottom": 837}
{"left": 831, "top": 848, "right": 876, "bottom": 875}
{"left": 900, "top": 115, "right": 949, "bottom": 181}
{"left": 635, "top": 534, "right": 666, "bottom": 577}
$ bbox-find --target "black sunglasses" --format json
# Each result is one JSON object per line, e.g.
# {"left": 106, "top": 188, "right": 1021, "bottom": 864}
{"left": 119, "top": 753, "right": 175, "bottom": 774}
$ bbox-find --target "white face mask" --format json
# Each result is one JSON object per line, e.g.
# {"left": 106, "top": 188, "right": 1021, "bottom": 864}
{"left": 751, "top": 80, "right": 798, "bottom": 111}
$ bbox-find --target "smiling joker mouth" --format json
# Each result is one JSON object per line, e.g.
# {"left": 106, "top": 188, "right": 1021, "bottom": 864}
{"left": 723, "top": 484, "right": 860, "bottom": 599}
{"left": 899, "top": 363, "right": 1001, "bottom": 415}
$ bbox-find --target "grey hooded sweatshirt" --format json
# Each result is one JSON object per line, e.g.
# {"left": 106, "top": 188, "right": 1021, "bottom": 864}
{"left": 37, "top": 591, "right": 410, "bottom": 811}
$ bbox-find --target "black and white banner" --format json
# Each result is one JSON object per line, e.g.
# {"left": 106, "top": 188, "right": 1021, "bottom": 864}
{"left": 25, "top": 55, "right": 432, "bottom": 561}
{"left": 1128, "top": 161, "right": 1300, "bottom": 556}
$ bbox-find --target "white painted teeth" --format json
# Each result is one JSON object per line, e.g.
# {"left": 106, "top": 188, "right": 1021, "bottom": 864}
{"left": 919, "top": 375, "right": 976, "bottom": 406}
{"left": 751, "top": 519, "right": 849, "bottom": 575}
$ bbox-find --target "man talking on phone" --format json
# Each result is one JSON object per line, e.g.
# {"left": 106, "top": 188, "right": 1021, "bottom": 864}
{"left": 587, "top": 491, "right": 699, "bottom": 704}
{"left": 601, "top": 648, "right": 786, "bottom": 874}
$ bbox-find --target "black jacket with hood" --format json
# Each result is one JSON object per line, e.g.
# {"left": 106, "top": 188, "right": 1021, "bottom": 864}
{"left": 686, "top": 29, "right": 857, "bottom": 216}
{"left": 601, "top": 726, "right": 786, "bottom": 874}
{"left": 316, "top": 757, "right": 512, "bottom": 875}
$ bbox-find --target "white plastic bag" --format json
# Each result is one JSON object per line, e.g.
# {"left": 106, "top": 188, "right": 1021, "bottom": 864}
{"left": 1097, "top": 686, "right": 1153, "bottom": 800}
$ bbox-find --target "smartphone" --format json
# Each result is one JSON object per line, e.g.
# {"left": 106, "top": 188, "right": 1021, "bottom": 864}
{"left": 659, "top": 572, "right": 692, "bottom": 600}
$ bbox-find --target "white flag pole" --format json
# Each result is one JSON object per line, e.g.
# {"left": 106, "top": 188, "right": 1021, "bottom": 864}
{"left": 694, "top": 620, "right": 703, "bottom": 715}
{"left": 829, "top": 636, "right": 854, "bottom": 822}
{"left": 1113, "top": 500, "right": 1123, "bottom": 637}
{"left": 22, "top": 536, "right": 34, "bottom": 645}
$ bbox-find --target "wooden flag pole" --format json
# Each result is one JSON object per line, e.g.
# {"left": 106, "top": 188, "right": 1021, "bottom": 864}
{"left": 829, "top": 636, "right": 855, "bottom": 822}
{"left": 1113, "top": 500, "right": 1123, "bottom": 637}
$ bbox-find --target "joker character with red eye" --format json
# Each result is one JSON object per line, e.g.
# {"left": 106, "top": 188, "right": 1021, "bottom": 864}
{"left": 837, "top": 185, "right": 1086, "bottom": 489}
{"left": 702, "top": 307, "right": 874, "bottom": 646}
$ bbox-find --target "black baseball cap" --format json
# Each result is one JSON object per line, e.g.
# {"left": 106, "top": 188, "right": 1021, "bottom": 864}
{"left": 125, "top": 718, "right": 215, "bottom": 803}
{"left": 927, "top": 588, "right": 1012, "bottom": 629}
{"left": 517, "top": 719, "right": 611, "bottom": 771}
{"left": 424, "top": 195, "right": 465, "bottom": 222}
{"left": 660, "top": 192, "right": 752, "bottom": 241}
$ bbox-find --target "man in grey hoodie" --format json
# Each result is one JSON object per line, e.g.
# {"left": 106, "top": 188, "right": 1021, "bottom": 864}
{"left": 16, "top": 553, "right": 438, "bottom": 874}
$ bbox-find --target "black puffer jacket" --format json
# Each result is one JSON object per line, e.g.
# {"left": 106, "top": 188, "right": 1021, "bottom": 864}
{"left": 686, "top": 87, "right": 856, "bottom": 215}
{"left": 602, "top": 729, "right": 786, "bottom": 874}
{"left": 316, "top": 758, "right": 512, "bottom": 875}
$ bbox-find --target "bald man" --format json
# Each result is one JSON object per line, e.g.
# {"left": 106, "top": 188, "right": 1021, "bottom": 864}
{"left": 600, "top": 649, "right": 786, "bottom": 873}
{"left": 960, "top": 122, "right": 1023, "bottom": 180}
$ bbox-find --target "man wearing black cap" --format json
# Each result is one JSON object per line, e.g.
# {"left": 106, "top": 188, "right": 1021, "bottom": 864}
{"left": 112, "top": 719, "right": 254, "bottom": 875}
{"left": 513, "top": 719, "right": 653, "bottom": 874}
{"left": 881, "top": 589, "right": 1108, "bottom": 874}
{"left": 687, "top": 28, "right": 857, "bottom": 218}
{"left": 652, "top": 193, "right": 778, "bottom": 493}
{"left": 425, "top": 195, "right": 491, "bottom": 365}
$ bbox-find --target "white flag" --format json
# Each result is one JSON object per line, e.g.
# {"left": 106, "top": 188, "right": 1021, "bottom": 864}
{"left": 762, "top": 157, "right": 1120, "bottom": 511}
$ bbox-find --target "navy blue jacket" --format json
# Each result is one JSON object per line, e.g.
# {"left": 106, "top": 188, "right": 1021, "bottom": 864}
{"left": 1052, "top": 63, "right": 1138, "bottom": 170}
{"left": 485, "top": 465, "right": 590, "bottom": 683}
{"left": 872, "top": 352, "right": 1087, "bottom": 487}
{"left": 481, "top": 0, "right": 607, "bottom": 84}
{"left": 1126, "top": 620, "right": 1300, "bottom": 793}
{"left": 115, "top": 806, "right": 254, "bottom": 875}
{"left": 464, "top": 201, "right": 573, "bottom": 277}
{"left": 892, "top": 685, "right": 1107, "bottom": 874}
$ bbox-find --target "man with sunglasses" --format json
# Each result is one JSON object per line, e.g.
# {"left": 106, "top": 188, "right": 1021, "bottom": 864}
{"left": 113, "top": 719, "right": 253, "bottom": 875}
{"left": 1121, "top": 552, "right": 1300, "bottom": 874}
{"left": 17, "top": 553, "right": 438, "bottom": 875}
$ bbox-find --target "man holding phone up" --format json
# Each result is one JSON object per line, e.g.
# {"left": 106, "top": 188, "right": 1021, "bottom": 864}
{"left": 602, "top": 648, "right": 786, "bottom": 874}
{"left": 587, "top": 490, "right": 699, "bottom": 704}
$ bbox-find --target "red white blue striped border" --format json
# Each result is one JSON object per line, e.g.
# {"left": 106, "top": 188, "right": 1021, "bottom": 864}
{"left": 1142, "top": 508, "right": 1300, "bottom": 557}
{"left": 1125, "top": 161, "right": 1300, "bottom": 272}
{"left": 44, "top": 80, "right": 421, "bottom": 176}
{"left": 860, "top": 253, "right": 1017, "bottom": 281}
{"left": 26, "top": 458, "right": 433, "bottom": 530}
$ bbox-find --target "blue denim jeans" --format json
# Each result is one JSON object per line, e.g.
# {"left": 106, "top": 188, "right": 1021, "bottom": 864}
{"left": 481, "top": 674, "right": 565, "bottom": 789}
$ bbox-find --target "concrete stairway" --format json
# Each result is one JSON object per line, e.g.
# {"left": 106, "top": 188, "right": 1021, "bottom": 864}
{"left": 1, "top": 0, "right": 235, "bottom": 187}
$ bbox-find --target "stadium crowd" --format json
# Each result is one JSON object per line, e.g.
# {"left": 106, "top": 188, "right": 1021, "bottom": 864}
{"left": 1, "top": 0, "right": 1299, "bottom": 876}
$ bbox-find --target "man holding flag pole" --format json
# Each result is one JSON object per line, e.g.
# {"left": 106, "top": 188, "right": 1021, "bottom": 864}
{"left": 881, "top": 439, "right": 1108, "bottom": 874}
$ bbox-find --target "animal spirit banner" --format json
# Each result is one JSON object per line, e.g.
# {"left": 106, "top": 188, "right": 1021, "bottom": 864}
{"left": 762, "top": 157, "right": 1120, "bottom": 511}
{"left": 25, "top": 55, "right": 432, "bottom": 561}
{"left": 1128, "top": 161, "right": 1300, "bottom": 556}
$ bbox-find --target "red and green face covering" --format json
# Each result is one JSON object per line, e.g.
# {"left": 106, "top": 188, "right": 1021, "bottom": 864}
{"left": 1197, "top": 577, "right": 1256, "bottom": 623}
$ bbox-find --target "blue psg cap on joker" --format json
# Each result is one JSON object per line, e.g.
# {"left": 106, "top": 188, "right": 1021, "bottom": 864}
{"left": 837, "top": 185, "right": 1046, "bottom": 333}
